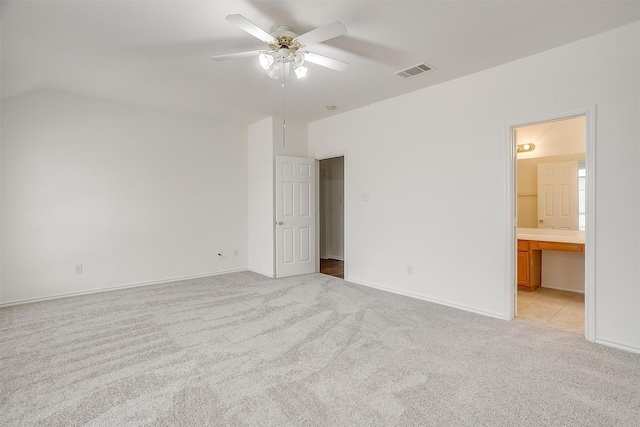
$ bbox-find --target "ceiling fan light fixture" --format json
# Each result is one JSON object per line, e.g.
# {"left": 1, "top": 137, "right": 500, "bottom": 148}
{"left": 293, "top": 52, "right": 305, "bottom": 66}
{"left": 294, "top": 65, "right": 308, "bottom": 79}
{"left": 267, "top": 64, "right": 280, "bottom": 80}
{"left": 277, "top": 48, "right": 290, "bottom": 59}
{"left": 259, "top": 53, "right": 274, "bottom": 70}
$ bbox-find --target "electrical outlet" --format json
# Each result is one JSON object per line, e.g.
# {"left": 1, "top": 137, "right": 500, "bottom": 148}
{"left": 234, "top": 249, "right": 239, "bottom": 256}
{"left": 75, "top": 264, "right": 83, "bottom": 274}
{"left": 407, "top": 265, "right": 413, "bottom": 275}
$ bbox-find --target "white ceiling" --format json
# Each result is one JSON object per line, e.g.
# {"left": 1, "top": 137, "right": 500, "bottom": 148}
{"left": 2, "top": 1, "right": 639, "bottom": 126}
{"left": 516, "top": 116, "right": 586, "bottom": 160}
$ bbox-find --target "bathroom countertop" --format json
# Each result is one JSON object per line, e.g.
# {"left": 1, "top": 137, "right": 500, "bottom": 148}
{"left": 517, "top": 228, "right": 585, "bottom": 244}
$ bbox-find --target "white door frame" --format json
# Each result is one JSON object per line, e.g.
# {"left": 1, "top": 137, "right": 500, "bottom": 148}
{"left": 505, "top": 105, "right": 596, "bottom": 341}
{"left": 315, "top": 153, "right": 347, "bottom": 278}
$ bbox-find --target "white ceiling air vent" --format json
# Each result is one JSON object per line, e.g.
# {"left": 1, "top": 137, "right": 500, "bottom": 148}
{"left": 395, "top": 63, "right": 433, "bottom": 79}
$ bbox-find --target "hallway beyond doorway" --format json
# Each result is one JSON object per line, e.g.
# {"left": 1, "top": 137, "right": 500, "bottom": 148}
{"left": 320, "top": 259, "right": 344, "bottom": 279}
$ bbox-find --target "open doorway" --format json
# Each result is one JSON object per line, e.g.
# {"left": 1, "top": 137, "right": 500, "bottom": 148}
{"left": 319, "top": 156, "right": 345, "bottom": 278}
{"left": 514, "top": 116, "right": 587, "bottom": 335}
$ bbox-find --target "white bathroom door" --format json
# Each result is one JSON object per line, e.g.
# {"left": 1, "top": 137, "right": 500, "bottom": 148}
{"left": 537, "top": 161, "right": 578, "bottom": 230}
{"left": 275, "top": 156, "right": 316, "bottom": 278}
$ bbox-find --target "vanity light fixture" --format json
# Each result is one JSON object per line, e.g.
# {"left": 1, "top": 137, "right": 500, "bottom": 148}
{"left": 517, "top": 143, "right": 536, "bottom": 153}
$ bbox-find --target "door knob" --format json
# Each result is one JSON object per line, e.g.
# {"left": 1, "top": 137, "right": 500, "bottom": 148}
{"left": 539, "top": 219, "right": 544, "bottom": 223}
{"left": 276, "top": 221, "right": 284, "bottom": 225}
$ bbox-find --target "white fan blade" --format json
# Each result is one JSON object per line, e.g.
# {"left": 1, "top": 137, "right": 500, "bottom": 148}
{"left": 303, "top": 52, "right": 349, "bottom": 72}
{"left": 226, "top": 14, "right": 275, "bottom": 44}
{"left": 295, "top": 21, "right": 346, "bottom": 46}
{"left": 212, "top": 50, "right": 264, "bottom": 61}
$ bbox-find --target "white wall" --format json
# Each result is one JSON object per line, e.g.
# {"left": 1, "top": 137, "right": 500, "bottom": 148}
{"left": 247, "top": 116, "right": 308, "bottom": 277}
{"left": 274, "top": 117, "right": 308, "bottom": 158}
{"left": 248, "top": 117, "right": 275, "bottom": 276}
{"left": 320, "top": 157, "right": 344, "bottom": 260}
{"left": 542, "top": 252, "right": 585, "bottom": 293}
{"left": 308, "top": 23, "right": 640, "bottom": 351}
{"left": 1, "top": 90, "right": 248, "bottom": 304}
{"left": 0, "top": 32, "right": 3, "bottom": 299}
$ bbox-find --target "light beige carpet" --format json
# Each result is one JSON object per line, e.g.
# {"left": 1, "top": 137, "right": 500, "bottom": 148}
{"left": 1, "top": 271, "right": 639, "bottom": 426}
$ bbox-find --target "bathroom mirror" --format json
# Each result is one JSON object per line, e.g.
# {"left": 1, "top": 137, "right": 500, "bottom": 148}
{"left": 515, "top": 116, "right": 586, "bottom": 231}
{"left": 517, "top": 155, "right": 585, "bottom": 230}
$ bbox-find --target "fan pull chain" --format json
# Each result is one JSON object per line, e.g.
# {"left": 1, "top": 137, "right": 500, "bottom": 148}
{"left": 282, "top": 68, "right": 286, "bottom": 148}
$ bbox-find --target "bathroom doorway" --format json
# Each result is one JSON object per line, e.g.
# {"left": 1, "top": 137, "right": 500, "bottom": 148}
{"left": 319, "top": 156, "right": 345, "bottom": 278}
{"left": 511, "top": 112, "right": 593, "bottom": 337}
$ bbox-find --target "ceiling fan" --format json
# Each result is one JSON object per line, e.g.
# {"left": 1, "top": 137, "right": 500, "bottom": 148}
{"left": 212, "top": 14, "right": 348, "bottom": 80}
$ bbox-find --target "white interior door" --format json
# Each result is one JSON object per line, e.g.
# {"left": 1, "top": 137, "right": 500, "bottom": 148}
{"left": 537, "top": 161, "right": 578, "bottom": 229}
{"left": 275, "top": 156, "right": 316, "bottom": 278}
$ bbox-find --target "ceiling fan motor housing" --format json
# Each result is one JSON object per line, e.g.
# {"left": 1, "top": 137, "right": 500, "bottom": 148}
{"left": 273, "top": 25, "right": 297, "bottom": 38}
{"left": 270, "top": 37, "right": 301, "bottom": 54}
{"left": 268, "top": 25, "right": 302, "bottom": 53}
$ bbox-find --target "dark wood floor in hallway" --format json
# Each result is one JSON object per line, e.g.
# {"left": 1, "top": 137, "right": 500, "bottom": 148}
{"left": 320, "top": 259, "right": 344, "bottom": 278}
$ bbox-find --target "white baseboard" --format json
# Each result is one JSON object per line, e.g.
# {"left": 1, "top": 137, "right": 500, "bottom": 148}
{"left": 0, "top": 268, "right": 247, "bottom": 308}
{"left": 247, "top": 268, "right": 275, "bottom": 278}
{"left": 595, "top": 338, "right": 640, "bottom": 354}
{"left": 346, "top": 277, "right": 505, "bottom": 320}
{"left": 541, "top": 284, "right": 585, "bottom": 293}
{"left": 6, "top": 269, "right": 639, "bottom": 356}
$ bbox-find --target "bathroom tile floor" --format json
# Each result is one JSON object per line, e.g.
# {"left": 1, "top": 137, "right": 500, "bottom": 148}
{"left": 517, "top": 287, "right": 584, "bottom": 335}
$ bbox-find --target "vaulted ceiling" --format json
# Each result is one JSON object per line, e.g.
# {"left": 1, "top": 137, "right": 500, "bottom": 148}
{"left": 2, "top": 1, "right": 639, "bottom": 125}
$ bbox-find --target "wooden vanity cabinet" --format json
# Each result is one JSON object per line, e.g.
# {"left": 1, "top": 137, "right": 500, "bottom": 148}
{"left": 517, "top": 251, "right": 530, "bottom": 285}
{"left": 517, "top": 239, "right": 584, "bottom": 292}
{"left": 517, "top": 240, "right": 541, "bottom": 291}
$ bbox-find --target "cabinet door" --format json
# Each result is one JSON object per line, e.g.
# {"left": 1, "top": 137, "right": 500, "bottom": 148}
{"left": 517, "top": 251, "right": 530, "bottom": 285}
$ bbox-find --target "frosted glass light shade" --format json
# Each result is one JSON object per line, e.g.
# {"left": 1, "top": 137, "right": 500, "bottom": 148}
{"left": 293, "top": 52, "right": 305, "bottom": 66}
{"left": 259, "top": 53, "right": 274, "bottom": 70}
{"left": 294, "top": 65, "right": 308, "bottom": 79}
{"left": 267, "top": 64, "right": 280, "bottom": 80}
